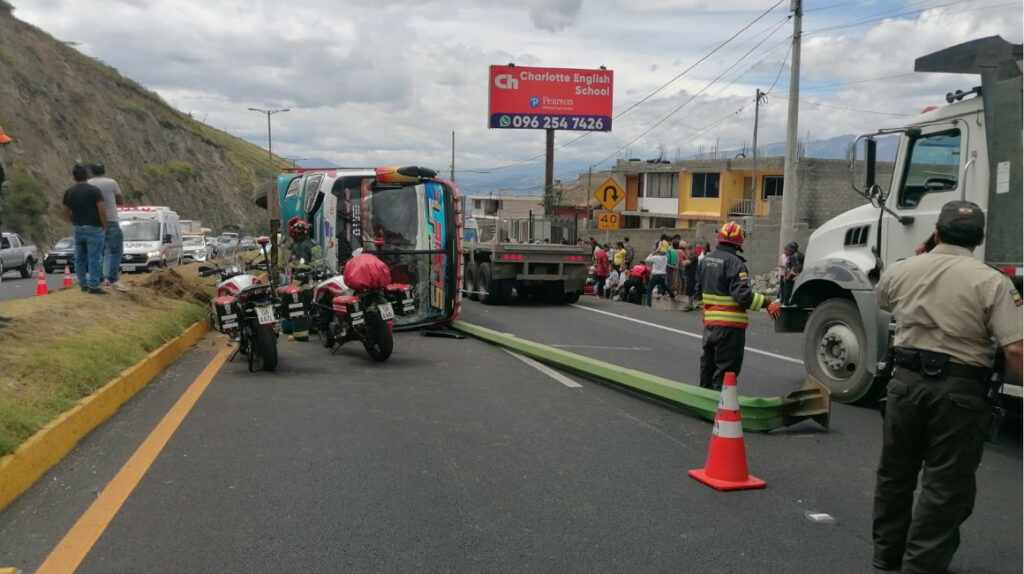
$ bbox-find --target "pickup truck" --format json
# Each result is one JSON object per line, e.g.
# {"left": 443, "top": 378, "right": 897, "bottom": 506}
{"left": 0, "top": 232, "right": 39, "bottom": 279}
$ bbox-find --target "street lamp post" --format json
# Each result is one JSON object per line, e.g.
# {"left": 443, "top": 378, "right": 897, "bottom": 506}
{"left": 247, "top": 107, "right": 289, "bottom": 277}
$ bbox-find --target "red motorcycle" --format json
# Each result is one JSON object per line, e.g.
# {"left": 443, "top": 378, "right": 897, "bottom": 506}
{"left": 200, "top": 237, "right": 280, "bottom": 371}
{"left": 310, "top": 253, "right": 415, "bottom": 361}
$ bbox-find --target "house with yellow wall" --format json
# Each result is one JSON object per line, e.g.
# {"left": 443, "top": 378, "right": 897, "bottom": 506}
{"left": 613, "top": 157, "right": 786, "bottom": 229}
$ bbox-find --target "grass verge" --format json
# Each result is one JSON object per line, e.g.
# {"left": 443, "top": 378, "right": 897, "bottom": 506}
{"left": 0, "top": 266, "right": 214, "bottom": 456}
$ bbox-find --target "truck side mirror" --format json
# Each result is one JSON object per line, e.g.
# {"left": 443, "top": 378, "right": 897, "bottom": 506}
{"left": 163, "top": 234, "right": 172, "bottom": 244}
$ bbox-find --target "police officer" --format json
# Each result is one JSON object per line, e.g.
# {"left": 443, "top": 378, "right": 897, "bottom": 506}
{"left": 872, "top": 200, "right": 1023, "bottom": 573}
{"left": 698, "top": 222, "right": 780, "bottom": 390}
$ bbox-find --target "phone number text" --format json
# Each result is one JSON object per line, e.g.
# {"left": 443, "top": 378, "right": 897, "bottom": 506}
{"left": 490, "top": 114, "right": 612, "bottom": 132}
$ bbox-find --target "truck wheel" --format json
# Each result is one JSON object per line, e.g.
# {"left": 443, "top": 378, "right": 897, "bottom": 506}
{"left": 20, "top": 258, "right": 34, "bottom": 279}
{"left": 465, "top": 264, "right": 479, "bottom": 301}
{"left": 804, "top": 298, "right": 879, "bottom": 404}
{"left": 478, "top": 263, "right": 511, "bottom": 304}
{"left": 543, "top": 281, "right": 565, "bottom": 304}
{"left": 562, "top": 290, "right": 581, "bottom": 304}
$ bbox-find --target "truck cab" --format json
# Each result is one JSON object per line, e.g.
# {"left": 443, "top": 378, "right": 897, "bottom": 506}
{"left": 779, "top": 36, "right": 1023, "bottom": 404}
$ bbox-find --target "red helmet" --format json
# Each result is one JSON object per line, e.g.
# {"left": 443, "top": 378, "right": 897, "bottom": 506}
{"left": 288, "top": 218, "right": 310, "bottom": 238}
{"left": 716, "top": 221, "right": 744, "bottom": 247}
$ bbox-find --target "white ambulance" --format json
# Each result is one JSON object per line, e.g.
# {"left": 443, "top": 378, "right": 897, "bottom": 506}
{"left": 117, "top": 206, "right": 183, "bottom": 272}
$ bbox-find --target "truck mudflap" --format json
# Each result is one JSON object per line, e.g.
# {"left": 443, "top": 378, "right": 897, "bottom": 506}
{"left": 452, "top": 321, "right": 830, "bottom": 431}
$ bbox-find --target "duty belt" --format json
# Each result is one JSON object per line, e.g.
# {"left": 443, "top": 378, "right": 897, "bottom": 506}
{"left": 893, "top": 347, "right": 991, "bottom": 381}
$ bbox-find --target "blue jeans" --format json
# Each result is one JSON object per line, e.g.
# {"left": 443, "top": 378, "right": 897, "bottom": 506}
{"left": 644, "top": 274, "right": 669, "bottom": 306}
{"left": 74, "top": 225, "right": 105, "bottom": 288}
{"left": 103, "top": 222, "right": 124, "bottom": 283}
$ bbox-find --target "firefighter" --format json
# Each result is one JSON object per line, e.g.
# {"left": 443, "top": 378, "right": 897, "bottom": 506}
{"left": 698, "top": 221, "right": 780, "bottom": 391}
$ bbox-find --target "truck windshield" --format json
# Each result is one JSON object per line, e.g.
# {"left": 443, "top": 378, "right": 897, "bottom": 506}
{"left": 120, "top": 220, "right": 161, "bottom": 241}
{"left": 183, "top": 236, "right": 205, "bottom": 247}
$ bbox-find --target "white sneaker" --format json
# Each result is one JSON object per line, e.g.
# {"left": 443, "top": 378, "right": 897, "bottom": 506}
{"left": 111, "top": 281, "right": 130, "bottom": 292}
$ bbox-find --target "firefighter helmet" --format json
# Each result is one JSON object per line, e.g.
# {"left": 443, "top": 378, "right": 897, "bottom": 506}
{"left": 716, "top": 221, "right": 745, "bottom": 247}
{"left": 288, "top": 218, "right": 310, "bottom": 238}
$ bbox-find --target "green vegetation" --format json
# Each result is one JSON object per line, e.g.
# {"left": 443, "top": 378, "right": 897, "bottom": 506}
{"left": 0, "top": 296, "right": 207, "bottom": 457}
{"left": 1, "top": 168, "right": 50, "bottom": 245}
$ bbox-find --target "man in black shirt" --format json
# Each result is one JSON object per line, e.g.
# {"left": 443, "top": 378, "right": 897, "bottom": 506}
{"left": 61, "top": 164, "right": 108, "bottom": 294}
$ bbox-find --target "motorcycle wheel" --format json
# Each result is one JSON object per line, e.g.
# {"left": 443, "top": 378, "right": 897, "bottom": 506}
{"left": 362, "top": 311, "right": 393, "bottom": 361}
{"left": 246, "top": 324, "right": 278, "bottom": 372}
{"left": 317, "top": 317, "right": 335, "bottom": 348}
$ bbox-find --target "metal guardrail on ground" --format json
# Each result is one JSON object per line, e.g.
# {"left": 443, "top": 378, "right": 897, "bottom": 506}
{"left": 452, "top": 321, "right": 830, "bottom": 432}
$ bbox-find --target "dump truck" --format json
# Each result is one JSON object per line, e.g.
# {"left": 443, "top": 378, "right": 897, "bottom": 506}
{"left": 777, "top": 36, "right": 1023, "bottom": 404}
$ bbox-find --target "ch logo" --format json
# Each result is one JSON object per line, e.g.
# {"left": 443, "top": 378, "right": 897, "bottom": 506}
{"left": 494, "top": 74, "right": 518, "bottom": 90}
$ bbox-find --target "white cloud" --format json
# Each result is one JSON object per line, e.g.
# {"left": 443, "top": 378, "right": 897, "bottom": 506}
{"left": 9, "top": 0, "right": 1024, "bottom": 190}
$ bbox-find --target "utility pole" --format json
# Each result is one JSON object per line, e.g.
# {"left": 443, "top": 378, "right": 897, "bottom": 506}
{"left": 751, "top": 89, "right": 766, "bottom": 203}
{"left": 779, "top": 0, "right": 802, "bottom": 253}
{"left": 544, "top": 128, "right": 555, "bottom": 215}
{"left": 247, "top": 106, "right": 289, "bottom": 278}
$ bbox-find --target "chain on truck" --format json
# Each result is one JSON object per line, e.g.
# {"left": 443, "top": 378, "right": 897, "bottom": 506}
{"left": 776, "top": 36, "right": 1023, "bottom": 410}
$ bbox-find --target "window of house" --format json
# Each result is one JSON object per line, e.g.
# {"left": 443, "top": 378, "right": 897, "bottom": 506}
{"left": 691, "top": 173, "right": 720, "bottom": 198}
{"left": 646, "top": 173, "right": 679, "bottom": 198}
{"left": 762, "top": 176, "right": 784, "bottom": 199}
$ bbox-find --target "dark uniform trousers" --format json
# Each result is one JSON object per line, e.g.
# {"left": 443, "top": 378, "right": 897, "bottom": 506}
{"left": 873, "top": 369, "right": 989, "bottom": 573}
{"left": 699, "top": 326, "right": 746, "bottom": 391}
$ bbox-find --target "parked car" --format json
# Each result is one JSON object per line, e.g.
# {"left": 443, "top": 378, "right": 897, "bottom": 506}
{"left": 43, "top": 237, "right": 75, "bottom": 273}
{"left": 0, "top": 232, "right": 39, "bottom": 278}
{"left": 205, "top": 237, "right": 219, "bottom": 259}
{"left": 238, "top": 236, "right": 258, "bottom": 251}
{"left": 182, "top": 234, "right": 210, "bottom": 263}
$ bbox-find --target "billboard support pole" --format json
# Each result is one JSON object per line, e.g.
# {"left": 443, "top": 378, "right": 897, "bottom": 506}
{"left": 544, "top": 128, "right": 555, "bottom": 215}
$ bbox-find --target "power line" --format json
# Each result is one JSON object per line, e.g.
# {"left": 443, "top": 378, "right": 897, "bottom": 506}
{"left": 465, "top": 0, "right": 789, "bottom": 173}
{"left": 592, "top": 16, "right": 793, "bottom": 168}
{"left": 801, "top": 72, "right": 917, "bottom": 92}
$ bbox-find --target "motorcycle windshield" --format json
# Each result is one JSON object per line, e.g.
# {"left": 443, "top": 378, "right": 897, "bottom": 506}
{"left": 335, "top": 179, "right": 457, "bottom": 329}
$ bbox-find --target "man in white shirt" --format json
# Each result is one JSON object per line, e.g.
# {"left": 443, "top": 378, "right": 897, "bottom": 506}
{"left": 644, "top": 250, "right": 669, "bottom": 306}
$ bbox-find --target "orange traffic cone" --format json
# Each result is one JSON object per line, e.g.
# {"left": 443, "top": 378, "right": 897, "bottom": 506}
{"left": 35, "top": 266, "right": 49, "bottom": 296}
{"left": 62, "top": 265, "right": 73, "bottom": 289}
{"left": 688, "top": 372, "right": 766, "bottom": 491}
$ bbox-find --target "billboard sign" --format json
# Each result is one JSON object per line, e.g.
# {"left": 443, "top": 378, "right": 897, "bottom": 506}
{"left": 488, "top": 65, "right": 613, "bottom": 132}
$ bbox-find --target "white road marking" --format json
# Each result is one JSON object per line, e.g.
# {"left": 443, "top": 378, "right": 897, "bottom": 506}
{"left": 550, "top": 345, "right": 653, "bottom": 351}
{"left": 501, "top": 348, "right": 583, "bottom": 388}
{"left": 570, "top": 304, "right": 804, "bottom": 365}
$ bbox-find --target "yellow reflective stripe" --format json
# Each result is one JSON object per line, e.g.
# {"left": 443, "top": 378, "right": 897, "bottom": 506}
{"left": 702, "top": 293, "right": 737, "bottom": 305}
{"left": 750, "top": 293, "right": 765, "bottom": 310}
{"left": 704, "top": 311, "right": 749, "bottom": 323}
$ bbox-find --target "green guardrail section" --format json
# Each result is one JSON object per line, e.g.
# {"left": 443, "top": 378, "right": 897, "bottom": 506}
{"left": 451, "top": 321, "right": 830, "bottom": 432}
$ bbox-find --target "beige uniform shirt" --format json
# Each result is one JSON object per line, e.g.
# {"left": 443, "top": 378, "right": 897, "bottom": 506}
{"left": 877, "top": 243, "right": 1023, "bottom": 368}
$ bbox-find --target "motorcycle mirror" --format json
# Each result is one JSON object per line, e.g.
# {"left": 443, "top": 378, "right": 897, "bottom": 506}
{"left": 257, "top": 236, "right": 270, "bottom": 246}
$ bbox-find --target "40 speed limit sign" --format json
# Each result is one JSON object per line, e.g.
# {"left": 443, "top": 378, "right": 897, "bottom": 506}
{"left": 596, "top": 211, "right": 621, "bottom": 230}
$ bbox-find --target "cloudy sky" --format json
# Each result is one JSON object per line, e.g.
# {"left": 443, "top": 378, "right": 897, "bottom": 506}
{"left": 11, "top": 0, "right": 1024, "bottom": 191}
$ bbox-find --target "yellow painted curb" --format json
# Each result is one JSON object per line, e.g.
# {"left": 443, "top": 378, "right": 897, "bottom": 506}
{"left": 0, "top": 319, "right": 211, "bottom": 514}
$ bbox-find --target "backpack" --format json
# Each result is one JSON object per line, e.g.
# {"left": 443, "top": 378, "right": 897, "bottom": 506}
{"left": 666, "top": 248, "right": 678, "bottom": 266}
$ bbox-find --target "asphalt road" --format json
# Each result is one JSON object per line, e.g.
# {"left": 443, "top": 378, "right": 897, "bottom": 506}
{"left": 0, "top": 297, "right": 1020, "bottom": 573}
{"left": 0, "top": 267, "right": 76, "bottom": 301}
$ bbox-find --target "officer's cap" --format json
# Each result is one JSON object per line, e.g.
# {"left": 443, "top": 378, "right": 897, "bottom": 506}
{"left": 937, "top": 200, "right": 985, "bottom": 232}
